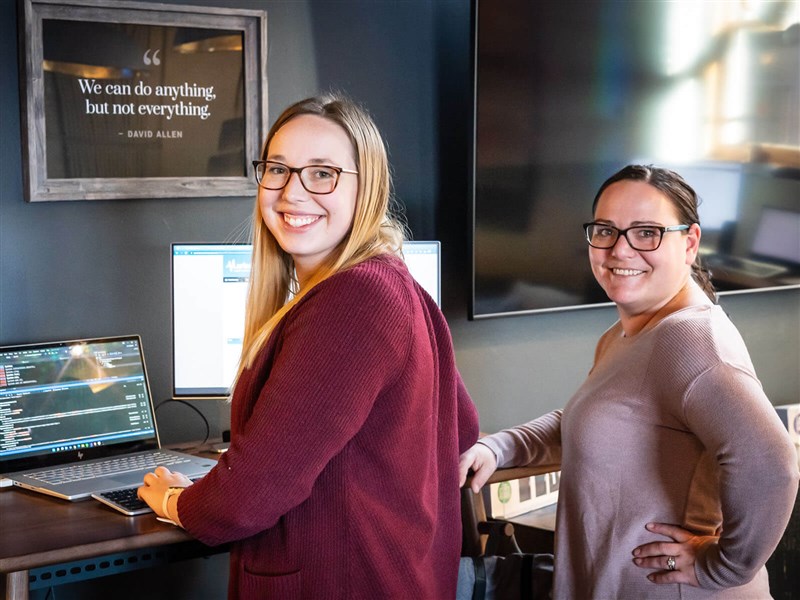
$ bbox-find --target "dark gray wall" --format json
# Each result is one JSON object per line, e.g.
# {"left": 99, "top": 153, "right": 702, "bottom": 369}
{"left": 2, "top": 1, "right": 798, "bottom": 598}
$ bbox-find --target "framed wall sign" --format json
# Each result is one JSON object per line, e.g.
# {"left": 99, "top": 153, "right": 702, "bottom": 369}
{"left": 18, "top": 0, "right": 267, "bottom": 201}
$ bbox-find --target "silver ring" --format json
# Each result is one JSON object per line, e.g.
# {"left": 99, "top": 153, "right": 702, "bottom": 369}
{"left": 666, "top": 556, "right": 676, "bottom": 571}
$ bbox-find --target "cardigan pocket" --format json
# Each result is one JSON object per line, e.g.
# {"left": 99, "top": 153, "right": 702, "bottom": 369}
{"left": 241, "top": 567, "right": 301, "bottom": 598}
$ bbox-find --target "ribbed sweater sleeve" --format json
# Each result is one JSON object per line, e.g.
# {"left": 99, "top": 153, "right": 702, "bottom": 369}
{"left": 683, "top": 363, "right": 799, "bottom": 589}
{"left": 642, "top": 309, "right": 799, "bottom": 592}
{"left": 479, "top": 409, "right": 563, "bottom": 469}
{"left": 177, "top": 260, "right": 412, "bottom": 545}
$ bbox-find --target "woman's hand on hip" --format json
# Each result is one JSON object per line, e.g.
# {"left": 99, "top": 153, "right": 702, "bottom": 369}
{"left": 632, "top": 522, "right": 716, "bottom": 586}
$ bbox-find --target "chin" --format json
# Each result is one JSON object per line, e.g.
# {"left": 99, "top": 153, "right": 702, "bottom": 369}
{"left": 603, "top": 287, "right": 640, "bottom": 308}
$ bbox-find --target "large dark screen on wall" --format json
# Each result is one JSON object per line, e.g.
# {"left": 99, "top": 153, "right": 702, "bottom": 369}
{"left": 42, "top": 19, "right": 245, "bottom": 179}
{"left": 472, "top": 0, "right": 800, "bottom": 319}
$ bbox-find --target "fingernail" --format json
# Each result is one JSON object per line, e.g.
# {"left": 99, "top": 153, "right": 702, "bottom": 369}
{"left": 646, "top": 522, "right": 655, "bottom": 530}
{"left": 634, "top": 558, "right": 642, "bottom": 565}
{"left": 633, "top": 548, "right": 640, "bottom": 556}
{"left": 647, "top": 575, "right": 655, "bottom": 582}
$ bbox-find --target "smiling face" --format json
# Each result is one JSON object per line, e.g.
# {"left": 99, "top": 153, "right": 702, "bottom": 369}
{"left": 258, "top": 114, "right": 358, "bottom": 285}
{"left": 590, "top": 180, "right": 701, "bottom": 324}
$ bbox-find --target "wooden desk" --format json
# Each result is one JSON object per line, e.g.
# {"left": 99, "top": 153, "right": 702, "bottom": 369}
{"left": 0, "top": 485, "right": 217, "bottom": 600}
{"left": 0, "top": 449, "right": 224, "bottom": 600}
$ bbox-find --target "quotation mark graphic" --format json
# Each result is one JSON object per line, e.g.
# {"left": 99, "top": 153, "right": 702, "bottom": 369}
{"left": 143, "top": 49, "right": 161, "bottom": 66}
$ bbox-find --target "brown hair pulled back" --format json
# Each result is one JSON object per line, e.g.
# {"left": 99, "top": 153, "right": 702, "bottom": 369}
{"left": 592, "top": 164, "right": 717, "bottom": 303}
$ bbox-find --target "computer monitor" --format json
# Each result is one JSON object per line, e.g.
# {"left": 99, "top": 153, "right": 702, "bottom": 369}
{"left": 171, "top": 244, "right": 251, "bottom": 398}
{"left": 171, "top": 241, "right": 441, "bottom": 399}
{"left": 750, "top": 207, "right": 800, "bottom": 267}
{"left": 402, "top": 240, "right": 441, "bottom": 306}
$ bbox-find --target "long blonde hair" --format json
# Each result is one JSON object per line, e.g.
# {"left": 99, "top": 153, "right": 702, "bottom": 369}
{"left": 237, "top": 94, "right": 407, "bottom": 377}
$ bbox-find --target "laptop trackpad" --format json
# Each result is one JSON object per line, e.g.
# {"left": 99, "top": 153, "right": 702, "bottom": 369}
{"left": 107, "top": 473, "right": 147, "bottom": 488}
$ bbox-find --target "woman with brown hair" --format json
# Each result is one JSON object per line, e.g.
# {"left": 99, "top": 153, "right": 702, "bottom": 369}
{"left": 460, "top": 164, "right": 798, "bottom": 599}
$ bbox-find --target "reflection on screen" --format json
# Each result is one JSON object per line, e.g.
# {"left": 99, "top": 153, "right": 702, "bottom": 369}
{"left": 751, "top": 207, "right": 800, "bottom": 264}
{"left": 472, "top": 0, "right": 800, "bottom": 318}
{"left": 0, "top": 338, "right": 154, "bottom": 460}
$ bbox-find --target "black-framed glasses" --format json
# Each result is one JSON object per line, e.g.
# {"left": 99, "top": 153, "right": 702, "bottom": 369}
{"left": 252, "top": 160, "right": 358, "bottom": 194}
{"left": 583, "top": 222, "right": 690, "bottom": 251}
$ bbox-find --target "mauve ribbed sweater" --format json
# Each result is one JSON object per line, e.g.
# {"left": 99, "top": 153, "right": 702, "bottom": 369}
{"left": 482, "top": 304, "right": 799, "bottom": 600}
{"left": 177, "top": 255, "right": 479, "bottom": 599}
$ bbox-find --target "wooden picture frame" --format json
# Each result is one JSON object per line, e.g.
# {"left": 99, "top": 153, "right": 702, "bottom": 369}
{"left": 18, "top": 0, "right": 267, "bottom": 201}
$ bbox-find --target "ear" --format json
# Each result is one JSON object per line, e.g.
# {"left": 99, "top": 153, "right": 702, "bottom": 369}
{"left": 685, "top": 223, "right": 701, "bottom": 265}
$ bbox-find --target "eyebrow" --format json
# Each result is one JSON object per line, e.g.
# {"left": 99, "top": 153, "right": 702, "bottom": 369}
{"left": 265, "top": 154, "right": 338, "bottom": 165}
{"left": 593, "top": 219, "right": 664, "bottom": 227}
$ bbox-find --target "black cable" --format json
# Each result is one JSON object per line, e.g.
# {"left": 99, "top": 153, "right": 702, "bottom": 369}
{"left": 154, "top": 398, "right": 211, "bottom": 448}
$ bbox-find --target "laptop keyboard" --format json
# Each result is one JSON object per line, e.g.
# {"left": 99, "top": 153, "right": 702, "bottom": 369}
{"left": 25, "top": 451, "right": 192, "bottom": 486}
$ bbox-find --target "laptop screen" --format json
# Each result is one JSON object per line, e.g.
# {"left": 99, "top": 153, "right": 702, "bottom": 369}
{"left": 750, "top": 207, "right": 800, "bottom": 266}
{"left": 0, "top": 336, "right": 159, "bottom": 473}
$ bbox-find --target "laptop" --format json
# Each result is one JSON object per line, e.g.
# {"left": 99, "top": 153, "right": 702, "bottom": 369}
{"left": 705, "top": 206, "right": 800, "bottom": 281}
{"left": 0, "top": 335, "right": 216, "bottom": 501}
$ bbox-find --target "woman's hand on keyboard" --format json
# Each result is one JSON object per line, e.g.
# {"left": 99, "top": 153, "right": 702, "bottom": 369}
{"left": 137, "top": 466, "right": 193, "bottom": 522}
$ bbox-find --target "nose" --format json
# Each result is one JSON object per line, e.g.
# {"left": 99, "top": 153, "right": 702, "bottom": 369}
{"left": 281, "top": 171, "right": 308, "bottom": 201}
{"left": 610, "top": 232, "right": 637, "bottom": 257}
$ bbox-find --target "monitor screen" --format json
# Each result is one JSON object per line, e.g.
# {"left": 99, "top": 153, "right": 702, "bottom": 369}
{"left": 171, "top": 241, "right": 441, "bottom": 398}
{"left": 402, "top": 241, "right": 441, "bottom": 307}
{"left": 172, "top": 244, "right": 250, "bottom": 398}
{"left": 471, "top": 0, "right": 800, "bottom": 318}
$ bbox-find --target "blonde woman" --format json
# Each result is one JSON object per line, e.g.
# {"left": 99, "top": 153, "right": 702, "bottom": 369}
{"left": 140, "top": 95, "right": 479, "bottom": 598}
